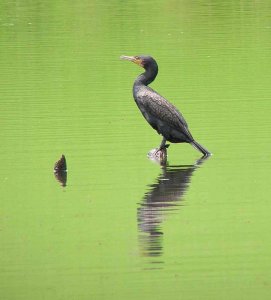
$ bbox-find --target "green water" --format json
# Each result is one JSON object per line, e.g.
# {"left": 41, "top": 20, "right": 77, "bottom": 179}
{"left": 1, "top": 1, "right": 271, "bottom": 299}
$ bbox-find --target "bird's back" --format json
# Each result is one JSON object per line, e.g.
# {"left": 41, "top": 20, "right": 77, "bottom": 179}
{"left": 133, "top": 85, "right": 194, "bottom": 143}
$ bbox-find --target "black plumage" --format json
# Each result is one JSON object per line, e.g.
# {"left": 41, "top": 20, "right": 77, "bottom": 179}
{"left": 120, "top": 55, "right": 211, "bottom": 157}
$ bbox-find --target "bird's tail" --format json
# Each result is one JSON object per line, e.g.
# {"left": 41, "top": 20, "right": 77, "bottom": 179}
{"left": 191, "top": 140, "right": 211, "bottom": 157}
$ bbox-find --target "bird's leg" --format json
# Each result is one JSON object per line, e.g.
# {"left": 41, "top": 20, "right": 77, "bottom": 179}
{"left": 148, "top": 137, "right": 169, "bottom": 162}
{"left": 153, "top": 137, "right": 169, "bottom": 155}
{"left": 158, "top": 137, "right": 167, "bottom": 150}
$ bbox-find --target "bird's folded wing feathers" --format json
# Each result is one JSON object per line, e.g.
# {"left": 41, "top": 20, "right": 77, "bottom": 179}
{"left": 137, "top": 89, "right": 189, "bottom": 130}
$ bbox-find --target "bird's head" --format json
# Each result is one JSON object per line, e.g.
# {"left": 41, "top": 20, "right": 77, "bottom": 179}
{"left": 120, "top": 55, "right": 157, "bottom": 70}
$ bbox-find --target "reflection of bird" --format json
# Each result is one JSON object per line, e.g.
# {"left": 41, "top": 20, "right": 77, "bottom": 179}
{"left": 121, "top": 55, "right": 211, "bottom": 157}
{"left": 137, "top": 158, "right": 207, "bottom": 258}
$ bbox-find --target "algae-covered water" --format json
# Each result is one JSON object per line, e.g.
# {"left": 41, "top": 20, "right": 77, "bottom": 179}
{"left": 1, "top": 1, "right": 271, "bottom": 299}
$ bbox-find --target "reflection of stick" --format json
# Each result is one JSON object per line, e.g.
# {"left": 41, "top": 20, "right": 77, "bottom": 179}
{"left": 54, "top": 170, "right": 67, "bottom": 187}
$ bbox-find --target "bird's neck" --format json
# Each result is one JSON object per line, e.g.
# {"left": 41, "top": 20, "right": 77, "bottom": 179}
{"left": 134, "top": 67, "right": 158, "bottom": 86}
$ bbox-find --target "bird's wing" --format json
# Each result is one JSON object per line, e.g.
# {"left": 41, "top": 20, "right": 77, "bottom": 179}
{"left": 136, "top": 87, "right": 189, "bottom": 130}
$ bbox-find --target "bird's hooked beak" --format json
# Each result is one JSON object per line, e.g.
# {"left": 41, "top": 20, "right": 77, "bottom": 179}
{"left": 120, "top": 55, "right": 144, "bottom": 67}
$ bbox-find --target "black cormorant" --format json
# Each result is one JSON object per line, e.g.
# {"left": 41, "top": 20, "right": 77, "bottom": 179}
{"left": 120, "top": 55, "right": 211, "bottom": 157}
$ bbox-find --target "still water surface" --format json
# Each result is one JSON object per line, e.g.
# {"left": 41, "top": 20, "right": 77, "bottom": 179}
{"left": 1, "top": 1, "right": 271, "bottom": 299}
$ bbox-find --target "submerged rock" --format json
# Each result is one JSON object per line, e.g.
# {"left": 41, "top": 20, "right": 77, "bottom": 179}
{"left": 147, "top": 145, "right": 169, "bottom": 165}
